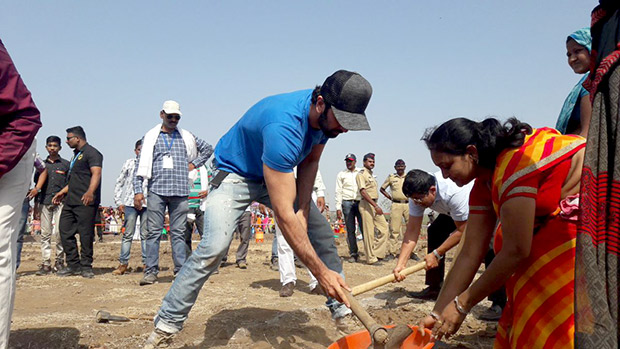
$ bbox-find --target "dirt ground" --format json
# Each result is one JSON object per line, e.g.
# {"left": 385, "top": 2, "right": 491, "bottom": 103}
{"left": 10, "top": 232, "right": 496, "bottom": 348}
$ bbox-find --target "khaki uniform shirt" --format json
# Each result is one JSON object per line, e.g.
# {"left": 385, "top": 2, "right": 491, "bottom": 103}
{"left": 381, "top": 173, "right": 407, "bottom": 201}
{"left": 356, "top": 168, "right": 379, "bottom": 200}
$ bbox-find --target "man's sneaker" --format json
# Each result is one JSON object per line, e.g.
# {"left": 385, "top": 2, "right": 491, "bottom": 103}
{"left": 57, "top": 266, "right": 81, "bottom": 277}
{"left": 410, "top": 253, "right": 421, "bottom": 261}
{"left": 144, "top": 328, "right": 174, "bottom": 349}
{"left": 407, "top": 286, "right": 440, "bottom": 300}
{"left": 81, "top": 268, "right": 95, "bottom": 279}
{"left": 478, "top": 304, "right": 503, "bottom": 321}
{"left": 140, "top": 273, "right": 158, "bottom": 286}
{"left": 347, "top": 255, "right": 359, "bottom": 263}
{"left": 383, "top": 254, "right": 395, "bottom": 261}
{"left": 35, "top": 264, "right": 52, "bottom": 276}
{"left": 236, "top": 261, "right": 247, "bottom": 269}
{"left": 98, "top": 237, "right": 104, "bottom": 243}
{"left": 112, "top": 264, "right": 128, "bottom": 275}
{"left": 279, "top": 282, "right": 295, "bottom": 297}
{"left": 270, "top": 258, "right": 279, "bottom": 271}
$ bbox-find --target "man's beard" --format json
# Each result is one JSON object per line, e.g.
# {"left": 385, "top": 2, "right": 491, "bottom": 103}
{"left": 318, "top": 112, "right": 340, "bottom": 138}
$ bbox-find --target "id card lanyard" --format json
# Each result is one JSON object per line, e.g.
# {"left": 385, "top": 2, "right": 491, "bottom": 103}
{"left": 68, "top": 151, "right": 83, "bottom": 175}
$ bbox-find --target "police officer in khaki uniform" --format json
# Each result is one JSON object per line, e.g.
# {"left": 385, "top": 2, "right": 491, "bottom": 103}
{"left": 380, "top": 159, "right": 408, "bottom": 257}
{"left": 356, "top": 153, "right": 389, "bottom": 264}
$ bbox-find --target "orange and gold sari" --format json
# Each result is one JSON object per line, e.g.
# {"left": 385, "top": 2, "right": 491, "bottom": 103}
{"left": 470, "top": 128, "right": 585, "bottom": 349}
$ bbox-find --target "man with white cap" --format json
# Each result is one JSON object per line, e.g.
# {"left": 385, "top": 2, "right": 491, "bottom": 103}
{"left": 134, "top": 100, "right": 213, "bottom": 286}
{"left": 145, "top": 70, "right": 373, "bottom": 348}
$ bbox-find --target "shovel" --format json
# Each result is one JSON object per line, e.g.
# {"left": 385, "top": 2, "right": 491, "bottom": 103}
{"left": 343, "top": 261, "right": 427, "bottom": 348}
{"left": 96, "top": 310, "right": 153, "bottom": 323}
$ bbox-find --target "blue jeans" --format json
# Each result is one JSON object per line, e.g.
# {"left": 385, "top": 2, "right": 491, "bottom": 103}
{"left": 154, "top": 170, "right": 350, "bottom": 334}
{"left": 145, "top": 193, "right": 188, "bottom": 275}
{"left": 118, "top": 206, "right": 148, "bottom": 265}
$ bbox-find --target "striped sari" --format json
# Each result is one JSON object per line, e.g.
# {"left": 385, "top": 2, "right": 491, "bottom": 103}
{"left": 470, "top": 128, "right": 585, "bottom": 348}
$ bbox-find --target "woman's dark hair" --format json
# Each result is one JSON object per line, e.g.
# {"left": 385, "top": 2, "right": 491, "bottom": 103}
{"left": 135, "top": 139, "right": 142, "bottom": 150}
{"left": 402, "top": 170, "right": 436, "bottom": 197}
{"left": 422, "top": 117, "right": 532, "bottom": 169}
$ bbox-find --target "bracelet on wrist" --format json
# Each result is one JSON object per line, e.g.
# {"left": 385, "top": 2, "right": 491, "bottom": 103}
{"left": 429, "top": 311, "right": 440, "bottom": 321}
{"left": 454, "top": 295, "right": 469, "bottom": 315}
{"left": 432, "top": 249, "right": 444, "bottom": 260}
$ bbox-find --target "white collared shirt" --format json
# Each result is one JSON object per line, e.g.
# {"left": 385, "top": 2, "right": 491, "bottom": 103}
{"left": 335, "top": 167, "right": 362, "bottom": 210}
{"left": 409, "top": 171, "right": 472, "bottom": 221}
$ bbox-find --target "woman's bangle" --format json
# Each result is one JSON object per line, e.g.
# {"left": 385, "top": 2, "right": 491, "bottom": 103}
{"left": 429, "top": 311, "right": 440, "bottom": 321}
{"left": 454, "top": 295, "right": 469, "bottom": 315}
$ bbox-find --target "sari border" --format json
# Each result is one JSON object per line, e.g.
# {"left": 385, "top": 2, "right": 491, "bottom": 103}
{"left": 498, "top": 139, "right": 586, "bottom": 200}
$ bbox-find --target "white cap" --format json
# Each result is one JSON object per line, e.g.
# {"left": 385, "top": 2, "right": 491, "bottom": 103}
{"left": 162, "top": 100, "right": 182, "bottom": 116}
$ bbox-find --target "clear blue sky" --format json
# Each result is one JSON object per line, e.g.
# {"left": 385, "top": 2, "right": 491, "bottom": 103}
{"left": 2, "top": 1, "right": 595, "bottom": 207}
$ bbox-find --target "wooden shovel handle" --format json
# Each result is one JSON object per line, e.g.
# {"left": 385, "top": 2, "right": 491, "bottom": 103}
{"left": 352, "top": 261, "right": 426, "bottom": 296}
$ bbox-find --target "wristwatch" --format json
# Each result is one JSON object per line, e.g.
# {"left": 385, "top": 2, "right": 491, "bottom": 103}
{"left": 432, "top": 249, "right": 444, "bottom": 260}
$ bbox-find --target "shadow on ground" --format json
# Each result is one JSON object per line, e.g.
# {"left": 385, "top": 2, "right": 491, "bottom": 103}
{"left": 193, "top": 307, "right": 333, "bottom": 348}
{"left": 9, "top": 327, "right": 86, "bottom": 349}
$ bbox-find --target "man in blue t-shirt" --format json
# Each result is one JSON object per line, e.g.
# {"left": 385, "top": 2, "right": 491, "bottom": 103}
{"left": 146, "top": 70, "right": 373, "bottom": 347}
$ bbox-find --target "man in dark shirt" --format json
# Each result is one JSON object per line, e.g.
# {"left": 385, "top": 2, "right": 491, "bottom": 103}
{"left": 53, "top": 126, "right": 103, "bottom": 279}
{"left": 34, "top": 136, "right": 69, "bottom": 275}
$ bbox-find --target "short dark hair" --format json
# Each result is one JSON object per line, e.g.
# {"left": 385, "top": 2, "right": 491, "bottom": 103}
{"left": 135, "top": 139, "right": 142, "bottom": 149}
{"left": 402, "top": 170, "right": 436, "bottom": 197}
{"left": 46, "top": 135, "right": 61, "bottom": 145}
{"left": 66, "top": 126, "right": 86, "bottom": 140}
{"left": 311, "top": 85, "right": 331, "bottom": 110}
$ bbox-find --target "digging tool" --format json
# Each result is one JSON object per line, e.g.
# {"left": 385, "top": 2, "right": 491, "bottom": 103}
{"left": 96, "top": 310, "right": 130, "bottom": 323}
{"left": 96, "top": 310, "right": 154, "bottom": 323}
{"left": 340, "top": 261, "right": 427, "bottom": 348}
{"left": 352, "top": 261, "right": 426, "bottom": 296}
{"left": 343, "top": 292, "right": 413, "bottom": 349}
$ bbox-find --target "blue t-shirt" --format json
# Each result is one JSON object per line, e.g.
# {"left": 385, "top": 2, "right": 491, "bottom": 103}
{"left": 214, "top": 89, "right": 328, "bottom": 180}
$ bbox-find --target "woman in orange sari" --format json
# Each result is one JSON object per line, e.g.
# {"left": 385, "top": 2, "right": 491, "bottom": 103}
{"left": 416, "top": 117, "right": 585, "bottom": 348}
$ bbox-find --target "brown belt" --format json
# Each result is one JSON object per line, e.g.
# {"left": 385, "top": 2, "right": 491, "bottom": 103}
{"left": 392, "top": 199, "right": 408, "bottom": 204}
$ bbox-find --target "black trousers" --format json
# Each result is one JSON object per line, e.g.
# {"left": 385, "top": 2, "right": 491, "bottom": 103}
{"left": 342, "top": 200, "right": 364, "bottom": 257}
{"left": 484, "top": 248, "right": 507, "bottom": 308}
{"left": 60, "top": 204, "right": 97, "bottom": 269}
{"left": 184, "top": 207, "right": 204, "bottom": 255}
{"left": 426, "top": 213, "right": 455, "bottom": 288}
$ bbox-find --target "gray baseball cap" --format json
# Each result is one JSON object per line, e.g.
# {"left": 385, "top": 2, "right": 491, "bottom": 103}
{"left": 320, "top": 70, "right": 372, "bottom": 131}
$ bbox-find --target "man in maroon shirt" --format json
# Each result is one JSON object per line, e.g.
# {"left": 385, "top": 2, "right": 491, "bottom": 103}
{"left": 0, "top": 38, "right": 42, "bottom": 347}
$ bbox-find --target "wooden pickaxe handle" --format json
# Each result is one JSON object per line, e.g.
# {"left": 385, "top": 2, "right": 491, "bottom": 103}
{"left": 352, "top": 261, "right": 426, "bottom": 296}
{"left": 343, "top": 292, "right": 388, "bottom": 344}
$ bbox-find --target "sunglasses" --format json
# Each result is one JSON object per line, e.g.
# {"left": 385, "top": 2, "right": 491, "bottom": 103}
{"left": 165, "top": 114, "right": 181, "bottom": 120}
{"left": 66, "top": 136, "right": 77, "bottom": 141}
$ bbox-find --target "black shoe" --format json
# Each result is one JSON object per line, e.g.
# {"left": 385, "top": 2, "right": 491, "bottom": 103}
{"left": 383, "top": 254, "right": 395, "bottom": 261}
{"left": 410, "top": 253, "right": 420, "bottom": 261}
{"left": 57, "top": 266, "right": 81, "bottom": 277}
{"left": 81, "top": 268, "right": 95, "bottom": 279}
{"left": 407, "top": 286, "right": 440, "bottom": 300}
{"left": 53, "top": 260, "right": 65, "bottom": 272}
{"left": 478, "top": 304, "right": 503, "bottom": 321}
{"left": 270, "top": 258, "right": 279, "bottom": 271}
{"left": 36, "top": 264, "right": 52, "bottom": 276}
{"left": 347, "top": 255, "right": 359, "bottom": 263}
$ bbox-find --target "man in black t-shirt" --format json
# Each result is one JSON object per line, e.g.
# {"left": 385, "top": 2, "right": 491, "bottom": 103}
{"left": 34, "top": 136, "right": 70, "bottom": 275}
{"left": 53, "top": 126, "right": 103, "bottom": 279}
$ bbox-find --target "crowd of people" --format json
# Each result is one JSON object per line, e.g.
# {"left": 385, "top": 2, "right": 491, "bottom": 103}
{"left": 1, "top": 3, "right": 620, "bottom": 348}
